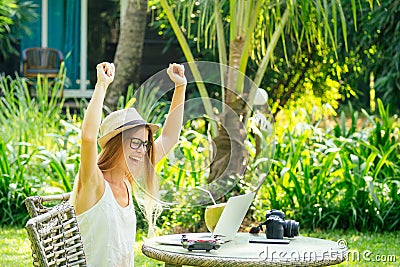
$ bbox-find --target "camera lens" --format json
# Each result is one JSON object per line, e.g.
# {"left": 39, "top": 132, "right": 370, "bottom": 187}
{"left": 283, "top": 220, "right": 299, "bottom": 238}
{"left": 264, "top": 210, "right": 300, "bottom": 239}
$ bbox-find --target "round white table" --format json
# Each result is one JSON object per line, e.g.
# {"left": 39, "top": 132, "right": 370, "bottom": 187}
{"left": 142, "top": 233, "right": 348, "bottom": 267}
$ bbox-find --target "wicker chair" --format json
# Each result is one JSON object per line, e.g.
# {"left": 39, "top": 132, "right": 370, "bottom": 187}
{"left": 24, "top": 195, "right": 87, "bottom": 266}
{"left": 22, "top": 47, "right": 64, "bottom": 79}
{"left": 22, "top": 47, "right": 65, "bottom": 98}
{"left": 25, "top": 193, "right": 71, "bottom": 218}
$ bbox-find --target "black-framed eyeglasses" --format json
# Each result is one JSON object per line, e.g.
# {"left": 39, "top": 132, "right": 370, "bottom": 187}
{"left": 130, "top": 137, "right": 152, "bottom": 151}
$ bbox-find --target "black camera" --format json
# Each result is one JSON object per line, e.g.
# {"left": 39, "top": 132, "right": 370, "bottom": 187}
{"left": 250, "top": 209, "right": 300, "bottom": 239}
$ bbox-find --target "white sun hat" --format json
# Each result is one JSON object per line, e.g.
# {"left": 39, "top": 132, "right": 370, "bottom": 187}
{"left": 98, "top": 108, "right": 159, "bottom": 148}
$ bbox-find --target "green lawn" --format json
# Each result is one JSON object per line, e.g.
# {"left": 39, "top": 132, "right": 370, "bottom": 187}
{"left": 0, "top": 227, "right": 162, "bottom": 267}
{"left": 302, "top": 229, "right": 399, "bottom": 266}
{"left": 1, "top": 227, "right": 398, "bottom": 266}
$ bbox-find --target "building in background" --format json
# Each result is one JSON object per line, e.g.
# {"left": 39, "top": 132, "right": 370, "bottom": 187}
{"left": 7, "top": 0, "right": 182, "bottom": 98}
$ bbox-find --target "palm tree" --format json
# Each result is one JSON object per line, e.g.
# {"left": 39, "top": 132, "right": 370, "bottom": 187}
{"left": 157, "top": 0, "right": 375, "bottom": 184}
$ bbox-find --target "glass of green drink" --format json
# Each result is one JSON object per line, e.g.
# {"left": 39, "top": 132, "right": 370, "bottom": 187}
{"left": 204, "top": 203, "right": 227, "bottom": 235}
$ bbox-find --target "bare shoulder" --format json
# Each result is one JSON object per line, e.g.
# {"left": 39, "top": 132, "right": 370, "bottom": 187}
{"left": 75, "top": 168, "right": 105, "bottom": 215}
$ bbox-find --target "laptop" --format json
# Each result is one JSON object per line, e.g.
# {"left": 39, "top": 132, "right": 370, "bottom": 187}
{"left": 213, "top": 191, "right": 256, "bottom": 241}
{"left": 156, "top": 191, "right": 256, "bottom": 245}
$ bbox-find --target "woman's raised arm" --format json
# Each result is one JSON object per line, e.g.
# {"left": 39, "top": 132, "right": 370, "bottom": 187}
{"left": 76, "top": 62, "right": 115, "bottom": 212}
{"left": 154, "top": 63, "right": 187, "bottom": 163}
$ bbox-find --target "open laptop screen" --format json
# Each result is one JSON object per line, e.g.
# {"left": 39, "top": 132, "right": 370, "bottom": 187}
{"left": 213, "top": 191, "right": 256, "bottom": 241}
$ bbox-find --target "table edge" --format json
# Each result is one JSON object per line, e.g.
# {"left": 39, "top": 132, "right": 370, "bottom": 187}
{"left": 141, "top": 242, "right": 348, "bottom": 267}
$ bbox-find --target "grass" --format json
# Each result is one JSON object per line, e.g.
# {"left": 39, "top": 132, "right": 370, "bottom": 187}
{"left": 302, "top": 229, "right": 400, "bottom": 266}
{"left": 0, "top": 227, "right": 162, "bottom": 267}
{"left": 1, "top": 227, "right": 398, "bottom": 266}
{"left": 0, "top": 228, "right": 31, "bottom": 267}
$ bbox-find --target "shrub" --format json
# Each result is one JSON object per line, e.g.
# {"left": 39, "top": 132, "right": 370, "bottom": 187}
{"left": 0, "top": 73, "right": 80, "bottom": 226}
{"left": 251, "top": 100, "right": 399, "bottom": 232}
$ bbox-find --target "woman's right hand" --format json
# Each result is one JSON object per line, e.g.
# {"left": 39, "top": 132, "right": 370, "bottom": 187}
{"left": 96, "top": 62, "right": 115, "bottom": 88}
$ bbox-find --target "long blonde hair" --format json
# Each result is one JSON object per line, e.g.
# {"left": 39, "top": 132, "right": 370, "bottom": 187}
{"left": 71, "top": 126, "right": 162, "bottom": 237}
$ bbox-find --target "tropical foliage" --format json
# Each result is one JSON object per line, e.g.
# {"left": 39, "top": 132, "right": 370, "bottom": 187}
{"left": 147, "top": 0, "right": 384, "bottom": 189}
{"left": 159, "top": 100, "right": 400, "bottom": 233}
{"left": 0, "top": 0, "right": 37, "bottom": 59}
{"left": 252, "top": 100, "right": 400, "bottom": 232}
{"left": 344, "top": 0, "right": 400, "bottom": 111}
{"left": 0, "top": 0, "right": 18, "bottom": 59}
{"left": 0, "top": 72, "right": 80, "bottom": 225}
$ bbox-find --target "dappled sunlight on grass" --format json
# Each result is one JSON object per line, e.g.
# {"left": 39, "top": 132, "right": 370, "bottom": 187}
{"left": 302, "top": 229, "right": 400, "bottom": 266}
{"left": 0, "top": 227, "right": 164, "bottom": 267}
{"left": 0, "top": 227, "right": 32, "bottom": 266}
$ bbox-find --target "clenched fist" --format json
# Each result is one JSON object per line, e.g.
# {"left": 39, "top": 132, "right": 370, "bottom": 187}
{"left": 167, "top": 63, "right": 187, "bottom": 86}
{"left": 96, "top": 62, "right": 115, "bottom": 88}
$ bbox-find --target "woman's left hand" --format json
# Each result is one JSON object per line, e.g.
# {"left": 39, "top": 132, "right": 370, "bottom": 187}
{"left": 167, "top": 63, "right": 187, "bottom": 86}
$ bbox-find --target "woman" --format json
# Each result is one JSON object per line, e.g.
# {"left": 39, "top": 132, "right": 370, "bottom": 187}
{"left": 71, "top": 62, "right": 186, "bottom": 267}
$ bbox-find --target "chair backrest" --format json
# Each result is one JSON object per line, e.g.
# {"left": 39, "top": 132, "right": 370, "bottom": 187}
{"left": 25, "top": 193, "right": 71, "bottom": 218}
{"left": 22, "top": 47, "right": 64, "bottom": 78}
{"left": 25, "top": 201, "right": 87, "bottom": 266}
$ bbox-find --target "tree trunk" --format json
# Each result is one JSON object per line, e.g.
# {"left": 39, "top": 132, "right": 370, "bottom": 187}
{"left": 208, "top": 36, "right": 248, "bottom": 184}
{"left": 105, "top": 0, "right": 148, "bottom": 111}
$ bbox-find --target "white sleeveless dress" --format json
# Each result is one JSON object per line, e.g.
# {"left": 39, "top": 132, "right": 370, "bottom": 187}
{"left": 77, "top": 180, "right": 136, "bottom": 267}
